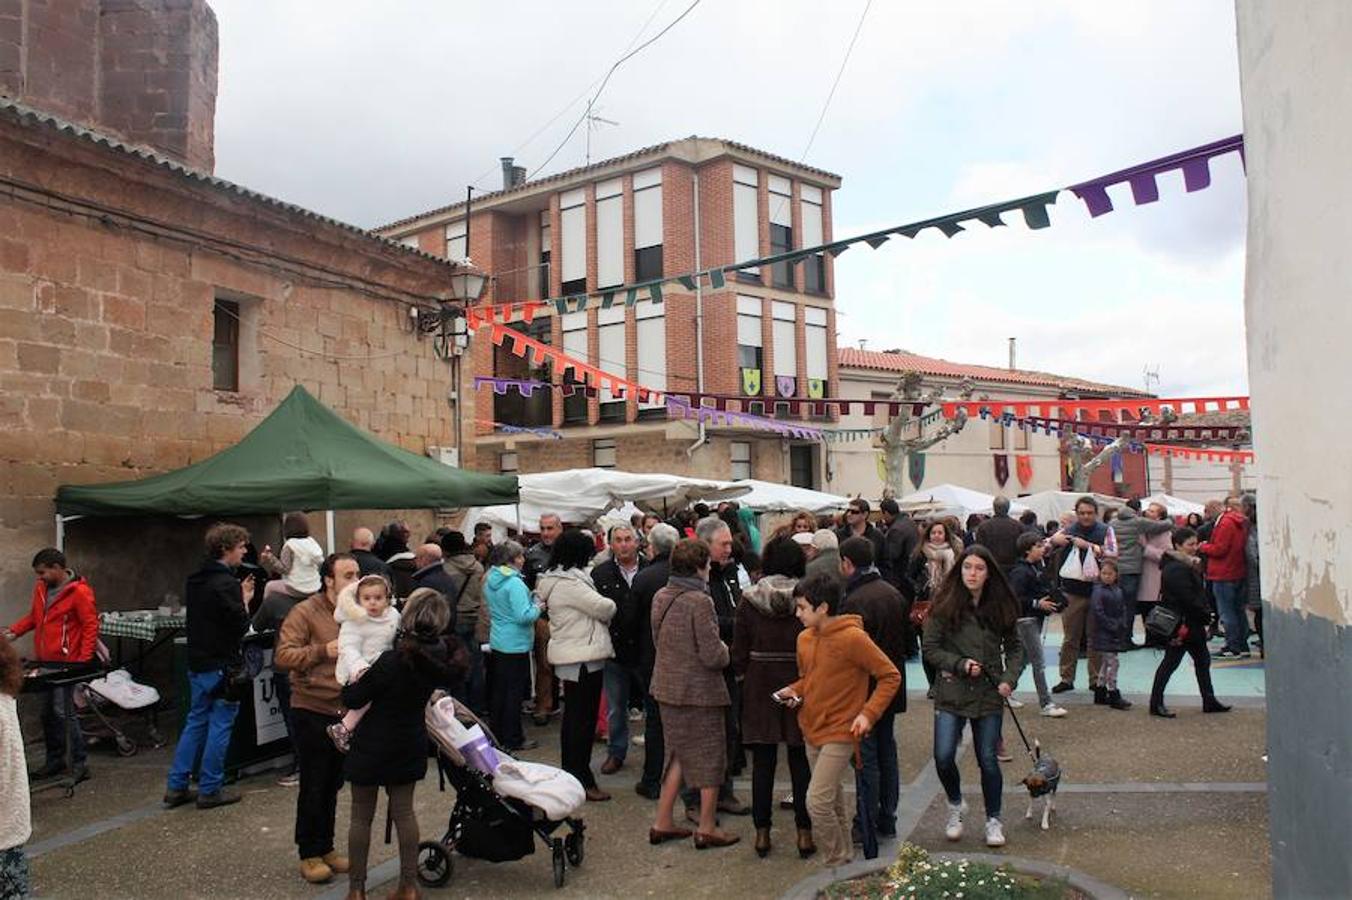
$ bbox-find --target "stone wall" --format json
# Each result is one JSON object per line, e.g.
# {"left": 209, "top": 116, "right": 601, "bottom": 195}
{"left": 0, "top": 112, "right": 472, "bottom": 634}
{"left": 0, "top": 0, "right": 218, "bottom": 170}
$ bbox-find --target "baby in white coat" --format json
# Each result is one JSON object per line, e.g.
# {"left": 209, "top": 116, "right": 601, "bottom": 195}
{"left": 326, "top": 574, "right": 399, "bottom": 752}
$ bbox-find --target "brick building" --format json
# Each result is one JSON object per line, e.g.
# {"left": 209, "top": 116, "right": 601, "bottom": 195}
{"left": 0, "top": 0, "right": 473, "bottom": 625}
{"left": 378, "top": 138, "right": 843, "bottom": 489}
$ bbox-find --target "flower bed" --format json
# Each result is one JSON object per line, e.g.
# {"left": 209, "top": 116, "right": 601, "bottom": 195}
{"left": 822, "top": 844, "right": 1087, "bottom": 900}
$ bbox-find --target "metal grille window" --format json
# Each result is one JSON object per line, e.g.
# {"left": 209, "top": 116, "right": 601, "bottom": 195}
{"left": 593, "top": 438, "right": 617, "bottom": 468}
{"left": 212, "top": 299, "right": 239, "bottom": 392}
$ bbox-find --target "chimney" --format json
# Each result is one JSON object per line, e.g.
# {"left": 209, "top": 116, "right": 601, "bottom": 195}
{"left": 500, "top": 157, "right": 527, "bottom": 190}
{"left": 1008, "top": 337, "right": 1017, "bottom": 370}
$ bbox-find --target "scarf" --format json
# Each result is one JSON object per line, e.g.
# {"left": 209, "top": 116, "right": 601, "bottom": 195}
{"left": 921, "top": 542, "right": 955, "bottom": 590}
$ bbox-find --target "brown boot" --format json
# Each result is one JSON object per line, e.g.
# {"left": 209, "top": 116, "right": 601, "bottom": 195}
{"left": 796, "top": 827, "right": 817, "bottom": 859}
{"left": 384, "top": 882, "right": 420, "bottom": 900}
{"left": 298, "top": 858, "right": 333, "bottom": 884}
{"left": 754, "top": 826, "right": 771, "bottom": 858}
{"left": 322, "top": 851, "right": 350, "bottom": 874}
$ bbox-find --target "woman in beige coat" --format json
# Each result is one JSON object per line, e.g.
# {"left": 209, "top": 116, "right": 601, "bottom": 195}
{"left": 648, "top": 539, "right": 738, "bottom": 850}
{"left": 537, "top": 529, "right": 615, "bottom": 801}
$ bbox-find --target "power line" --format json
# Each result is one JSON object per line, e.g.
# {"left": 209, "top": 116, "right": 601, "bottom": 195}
{"left": 464, "top": 0, "right": 674, "bottom": 192}
{"left": 527, "top": 0, "right": 704, "bottom": 181}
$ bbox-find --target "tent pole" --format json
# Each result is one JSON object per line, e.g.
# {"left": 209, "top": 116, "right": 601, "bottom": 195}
{"left": 515, "top": 504, "right": 522, "bottom": 536}
{"left": 55, "top": 514, "right": 64, "bottom": 551}
{"left": 326, "top": 510, "right": 336, "bottom": 555}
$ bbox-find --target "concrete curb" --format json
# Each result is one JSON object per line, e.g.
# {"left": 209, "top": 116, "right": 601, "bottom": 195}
{"left": 780, "top": 849, "right": 1131, "bottom": 900}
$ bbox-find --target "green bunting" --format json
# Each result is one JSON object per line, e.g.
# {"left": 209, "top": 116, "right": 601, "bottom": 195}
{"left": 709, "top": 268, "right": 727, "bottom": 289}
{"left": 648, "top": 282, "right": 663, "bottom": 304}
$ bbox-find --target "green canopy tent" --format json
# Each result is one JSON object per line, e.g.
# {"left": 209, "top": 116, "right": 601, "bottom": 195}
{"left": 55, "top": 386, "right": 518, "bottom": 545}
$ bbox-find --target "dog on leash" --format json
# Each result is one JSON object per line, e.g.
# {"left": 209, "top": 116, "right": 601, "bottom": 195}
{"left": 1020, "top": 739, "right": 1062, "bottom": 830}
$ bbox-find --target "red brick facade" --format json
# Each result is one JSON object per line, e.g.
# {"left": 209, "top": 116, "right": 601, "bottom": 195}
{"left": 379, "top": 137, "right": 842, "bottom": 484}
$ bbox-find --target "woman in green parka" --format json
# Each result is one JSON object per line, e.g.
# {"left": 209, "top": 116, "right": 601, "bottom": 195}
{"left": 922, "top": 544, "right": 1025, "bottom": 849}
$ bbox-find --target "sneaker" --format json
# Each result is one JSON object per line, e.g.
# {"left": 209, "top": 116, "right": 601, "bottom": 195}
{"left": 1051, "top": 681, "right": 1074, "bottom": 694}
{"left": 1039, "top": 703, "right": 1068, "bottom": 718}
{"left": 1006, "top": 697, "right": 1025, "bottom": 709}
{"left": 628, "top": 708, "right": 644, "bottom": 722}
{"left": 196, "top": 789, "right": 241, "bottom": 809}
{"left": 277, "top": 771, "right": 300, "bottom": 787}
{"left": 997, "top": 747, "right": 1014, "bottom": 763}
{"left": 944, "top": 800, "right": 968, "bottom": 840}
{"left": 162, "top": 787, "right": 197, "bottom": 809}
{"left": 1212, "top": 648, "right": 1239, "bottom": 660}
{"left": 985, "top": 817, "right": 1006, "bottom": 847}
{"left": 631, "top": 734, "right": 646, "bottom": 747}
{"left": 325, "top": 722, "right": 351, "bottom": 753}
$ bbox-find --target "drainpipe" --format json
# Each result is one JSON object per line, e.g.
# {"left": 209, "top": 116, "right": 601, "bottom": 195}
{"left": 687, "top": 169, "right": 708, "bottom": 458}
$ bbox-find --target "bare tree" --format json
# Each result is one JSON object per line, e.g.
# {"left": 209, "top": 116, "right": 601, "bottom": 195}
{"left": 1062, "top": 407, "right": 1177, "bottom": 492}
{"left": 879, "top": 372, "right": 974, "bottom": 497}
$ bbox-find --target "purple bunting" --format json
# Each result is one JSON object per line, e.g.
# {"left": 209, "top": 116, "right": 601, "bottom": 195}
{"left": 1069, "top": 134, "right": 1243, "bottom": 218}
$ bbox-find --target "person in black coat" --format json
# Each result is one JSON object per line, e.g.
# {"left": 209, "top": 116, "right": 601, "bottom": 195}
{"left": 629, "top": 523, "right": 678, "bottom": 798}
{"left": 879, "top": 499, "right": 919, "bottom": 599}
{"left": 409, "top": 544, "right": 459, "bottom": 621}
{"left": 835, "top": 497, "right": 891, "bottom": 582}
{"left": 1148, "top": 527, "right": 1231, "bottom": 718}
{"left": 590, "top": 524, "right": 645, "bottom": 775}
{"left": 839, "top": 536, "right": 908, "bottom": 839}
{"left": 164, "top": 524, "right": 253, "bottom": 809}
{"left": 341, "top": 591, "right": 467, "bottom": 898}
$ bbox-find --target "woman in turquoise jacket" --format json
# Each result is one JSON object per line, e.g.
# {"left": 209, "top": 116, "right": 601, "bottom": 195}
{"left": 482, "top": 540, "right": 541, "bottom": 751}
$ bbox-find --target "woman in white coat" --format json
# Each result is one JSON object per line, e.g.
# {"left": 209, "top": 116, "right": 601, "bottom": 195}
{"left": 537, "top": 529, "right": 616, "bottom": 802}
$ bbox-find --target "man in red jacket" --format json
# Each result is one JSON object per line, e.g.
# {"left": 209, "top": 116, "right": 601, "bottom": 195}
{"left": 3, "top": 548, "right": 99, "bottom": 780}
{"left": 1200, "top": 496, "right": 1251, "bottom": 659}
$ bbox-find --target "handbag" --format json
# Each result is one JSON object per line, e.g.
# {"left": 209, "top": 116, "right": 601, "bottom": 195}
{"left": 219, "top": 643, "right": 265, "bottom": 703}
{"left": 1144, "top": 604, "right": 1182, "bottom": 642}
{"left": 1081, "top": 550, "right": 1100, "bottom": 582}
{"left": 908, "top": 600, "right": 932, "bottom": 628}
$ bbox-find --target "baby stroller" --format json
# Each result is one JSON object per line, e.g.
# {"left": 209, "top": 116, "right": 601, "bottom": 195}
{"left": 76, "top": 641, "right": 166, "bottom": 756}
{"left": 417, "top": 691, "right": 587, "bottom": 889}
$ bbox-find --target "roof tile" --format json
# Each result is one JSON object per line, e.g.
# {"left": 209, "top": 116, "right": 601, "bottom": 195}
{"left": 837, "top": 347, "right": 1148, "bottom": 397}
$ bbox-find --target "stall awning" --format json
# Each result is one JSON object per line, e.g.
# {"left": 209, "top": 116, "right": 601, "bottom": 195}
{"left": 55, "top": 386, "right": 518, "bottom": 517}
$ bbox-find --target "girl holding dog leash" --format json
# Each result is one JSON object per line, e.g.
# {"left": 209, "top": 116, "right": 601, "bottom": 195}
{"left": 922, "top": 545, "right": 1025, "bottom": 848}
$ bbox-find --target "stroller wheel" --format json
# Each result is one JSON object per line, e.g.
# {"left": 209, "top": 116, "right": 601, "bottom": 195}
{"left": 416, "top": 841, "right": 453, "bottom": 888}
{"left": 115, "top": 735, "right": 137, "bottom": 757}
{"left": 552, "top": 839, "right": 566, "bottom": 888}
{"left": 565, "top": 830, "right": 584, "bottom": 867}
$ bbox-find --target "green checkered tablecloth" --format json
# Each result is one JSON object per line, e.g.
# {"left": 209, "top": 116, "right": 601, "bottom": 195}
{"left": 99, "top": 611, "right": 186, "bottom": 642}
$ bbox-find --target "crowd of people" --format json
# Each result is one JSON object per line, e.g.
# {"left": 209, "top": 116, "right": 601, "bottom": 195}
{"left": 0, "top": 490, "right": 1264, "bottom": 896}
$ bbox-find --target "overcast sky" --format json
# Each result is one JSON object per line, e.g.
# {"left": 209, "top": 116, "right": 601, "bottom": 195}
{"left": 211, "top": 1, "right": 1247, "bottom": 397}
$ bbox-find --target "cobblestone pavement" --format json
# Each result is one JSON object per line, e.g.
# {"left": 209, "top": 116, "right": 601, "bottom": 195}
{"left": 22, "top": 651, "right": 1268, "bottom": 900}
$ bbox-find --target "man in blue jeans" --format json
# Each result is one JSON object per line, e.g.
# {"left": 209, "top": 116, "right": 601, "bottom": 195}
{"left": 590, "top": 525, "right": 644, "bottom": 776}
{"left": 164, "top": 523, "right": 253, "bottom": 809}
{"left": 838, "top": 536, "right": 908, "bottom": 842}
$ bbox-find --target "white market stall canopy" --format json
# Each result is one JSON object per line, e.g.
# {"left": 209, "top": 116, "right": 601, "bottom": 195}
{"left": 1016, "top": 491, "right": 1125, "bottom": 524}
{"left": 704, "top": 480, "right": 851, "bottom": 515}
{"left": 898, "top": 484, "right": 1029, "bottom": 521}
{"left": 1141, "top": 493, "right": 1206, "bottom": 518}
{"left": 464, "top": 469, "right": 750, "bottom": 535}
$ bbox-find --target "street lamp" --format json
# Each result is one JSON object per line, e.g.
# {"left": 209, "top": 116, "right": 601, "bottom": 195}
{"left": 418, "top": 261, "right": 488, "bottom": 360}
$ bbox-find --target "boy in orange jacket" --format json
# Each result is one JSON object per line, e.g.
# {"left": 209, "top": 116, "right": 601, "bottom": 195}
{"left": 776, "top": 571, "right": 900, "bottom": 868}
{"left": 3, "top": 548, "right": 99, "bottom": 780}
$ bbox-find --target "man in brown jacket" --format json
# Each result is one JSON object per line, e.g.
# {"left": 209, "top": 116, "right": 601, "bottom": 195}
{"left": 275, "top": 552, "right": 359, "bottom": 885}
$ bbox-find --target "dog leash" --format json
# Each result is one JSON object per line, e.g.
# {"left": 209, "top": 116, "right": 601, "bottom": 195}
{"left": 982, "top": 670, "right": 1037, "bottom": 761}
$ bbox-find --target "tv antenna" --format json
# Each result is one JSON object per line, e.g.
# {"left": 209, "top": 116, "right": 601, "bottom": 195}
{"left": 1143, "top": 365, "right": 1161, "bottom": 395}
{"left": 585, "top": 109, "right": 620, "bottom": 165}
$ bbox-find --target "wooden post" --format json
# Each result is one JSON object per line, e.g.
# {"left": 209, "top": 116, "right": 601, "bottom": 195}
{"left": 1162, "top": 454, "right": 1174, "bottom": 496}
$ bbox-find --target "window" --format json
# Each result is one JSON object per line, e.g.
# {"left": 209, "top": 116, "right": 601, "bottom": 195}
{"left": 445, "top": 220, "right": 467, "bottom": 262}
{"left": 1014, "top": 423, "right": 1030, "bottom": 451}
{"left": 212, "top": 299, "right": 239, "bottom": 391}
{"left": 538, "top": 210, "right": 551, "bottom": 299}
{"left": 730, "top": 441, "right": 752, "bottom": 480}
{"left": 989, "top": 415, "right": 1006, "bottom": 450}
{"left": 805, "top": 307, "right": 828, "bottom": 386}
{"left": 593, "top": 438, "right": 617, "bottom": 469}
{"left": 768, "top": 175, "right": 793, "bottom": 289}
{"left": 736, "top": 295, "right": 763, "bottom": 394}
{"left": 633, "top": 167, "right": 663, "bottom": 282}
{"left": 733, "top": 164, "right": 760, "bottom": 279}
{"left": 561, "top": 311, "right": 588, "bottom": 423}
{"left": 596, "top": 178, "right": 623, "bottom": 289}
{"left": 800, "top": 185, "right": 826, "bottom": 293}
{"left": 494, "top": 318, "right": 552, "bottom": 427}
{"left": 635, "top": 299, "right": 666, "bottom": 418}
{"left": 597, "top": 305, "right": 626, "bottom": 421}
{"left": 772, "top": 301, "right": 797, "bottom": 396}
{"left": 560, "top": 188, "right": 587, "bottom": 295}
{"left": 499, "top": 451, "right": 519, "bottom": 474}
{"left": 789, "top": 444, "right": 817, "bottom": 489}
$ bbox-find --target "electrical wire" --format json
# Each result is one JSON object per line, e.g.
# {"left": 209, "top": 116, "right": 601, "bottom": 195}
{"left": 465, "top": 0, "right": 672, "bottom": 191}
{"left": 526, "top": 0, "right": 703, "bottom": 181}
